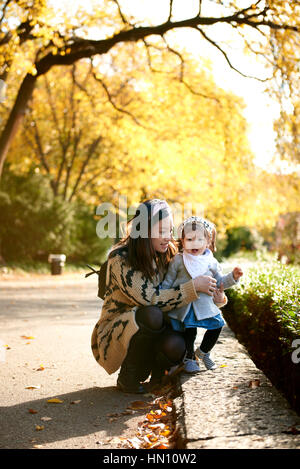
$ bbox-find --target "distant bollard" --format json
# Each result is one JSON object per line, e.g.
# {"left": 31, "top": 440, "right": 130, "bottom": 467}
{"left": 48, "top": 254, "right": 66, "bottom": 275}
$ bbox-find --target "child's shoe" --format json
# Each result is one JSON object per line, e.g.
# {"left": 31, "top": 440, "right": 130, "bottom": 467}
{"left": 183, "top": 358, "right": 201, "bottom": 374}
{"left": 195, "top": 348, "right": 217, "bottom": 370}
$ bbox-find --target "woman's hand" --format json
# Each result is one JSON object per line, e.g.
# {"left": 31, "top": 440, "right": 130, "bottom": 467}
{"left": 193, "top": 275, "right": 217, "bottom": 296}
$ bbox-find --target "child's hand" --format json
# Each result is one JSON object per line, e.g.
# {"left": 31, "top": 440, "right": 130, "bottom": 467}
{"left": 213, "top": 283, "right": 226, "bottom": 304}
{"left": 232, "top": 266, "right": 243, "bottom": 281}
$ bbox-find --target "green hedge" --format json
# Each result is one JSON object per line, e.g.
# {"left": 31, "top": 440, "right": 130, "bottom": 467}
{"left": 223, "top": 259, "right": 300, "bottom": 414}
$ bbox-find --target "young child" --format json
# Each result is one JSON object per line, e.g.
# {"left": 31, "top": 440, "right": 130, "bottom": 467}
{"left": 161, "top": 216, "right": 243, "bottom": 373}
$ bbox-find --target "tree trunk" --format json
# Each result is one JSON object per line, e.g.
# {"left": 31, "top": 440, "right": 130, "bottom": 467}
{"left": 0, "top": 73, "right": 37, "bottom": 181}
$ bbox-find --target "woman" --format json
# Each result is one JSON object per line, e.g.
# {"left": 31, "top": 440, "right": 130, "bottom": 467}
{"left": 91, "top": 199, "right": 218, "bottom": 393}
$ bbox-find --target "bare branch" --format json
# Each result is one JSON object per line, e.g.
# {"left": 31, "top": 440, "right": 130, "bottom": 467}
{"left": 162, "top": 37, "right": 221, "bottom": 102}
{"left": 198, "top": 0, "right": 203, "bottom": 17}
{"left": 71, "top": 62, "right": 95, "bottom": 107}
{"left": 195, "top": 27, "right": 272, "bottom": 81}
{"left": 91, "top": 64, "right": 146, "bottom": 127}
{"left": 142, "top": 38, "right": 166, "bottom": 73}
{"left": 235, "top": 27, "right": 277, "bottom": 69}
{"left": 0, "top": 0, "right": 11, "bottom": 26}
{"left": 68, "top": 135, "right": 102, "bottom": 202}
{"left": 112, "top": 0, "right": 128, "bottom": 24}
{"left": 23, "top": 119, "right": 57, "bottom": 195}
{"left": 168, "top": 0, "right": 174, "bottom": 22}
{"left": 76, "top": 168, "right": 104, "bottom": 194}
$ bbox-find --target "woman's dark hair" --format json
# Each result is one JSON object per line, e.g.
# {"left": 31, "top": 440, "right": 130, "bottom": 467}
{"left": 108, "top": 199, "right": 177, "bottom": 280}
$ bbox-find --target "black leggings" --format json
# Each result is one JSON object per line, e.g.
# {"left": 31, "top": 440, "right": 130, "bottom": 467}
{"left": 184, "top": 327, "right": 222, "bottom": 358}
{"left": 136, "top": 305, "right": 186, "bottom": 365}
{"left": 135, "top": 306, "right": 221, "bottom": 367}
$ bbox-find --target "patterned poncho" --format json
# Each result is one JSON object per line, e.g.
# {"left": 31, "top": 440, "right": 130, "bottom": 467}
{"left": 91, "top": 247, "right": 199, "bottom": 374}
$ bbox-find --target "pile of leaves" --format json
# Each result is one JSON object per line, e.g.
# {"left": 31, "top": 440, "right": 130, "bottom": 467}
{"left": 122, "top": 385, "right": 178, "bottom": 450}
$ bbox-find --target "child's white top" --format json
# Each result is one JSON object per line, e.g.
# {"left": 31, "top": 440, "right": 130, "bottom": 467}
{"left": 182, "top": 249, "right": 214, "bottom": 278}
{"left": 161, "top": 249, "right": 238, "bottom": 322}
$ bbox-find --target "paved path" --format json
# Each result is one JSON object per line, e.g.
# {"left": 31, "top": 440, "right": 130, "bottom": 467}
{"left": 176, "top": 326, "right": 300, "bottom": 449}
{"left": 1, "top": 273, "right": 299, "bottom": 449}
{"left": 0, "top": 273, "right": 153, "bottom": 449}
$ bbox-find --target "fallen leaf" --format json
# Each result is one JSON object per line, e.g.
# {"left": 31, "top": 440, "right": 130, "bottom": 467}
{"left": 219, "top": 364, "right": 227, "bottom": 368}
{"left": 36, "top": 365, "right": 45, "bottom": 371}
{"left": 147, "top": 423, "right": 166, "bottom": 430}
{"left": 41, "top": 416, "right": 52, "bottom": 421}
{"left": 35, "top": 425, "right": 44, "bottom": 431}
{"left": 21, "top": 335, "right": 35, "bottom": 339}
{"left": 28, "top": 409, "right": 38, "bottom": 414}
{"left": 249, "top": 379, "right": 260, "bottom": 388}
{"left": 70, "top": 400, "right": 81, "bottom": 405}
{"left": 47, "top": 398, "right": 63, "bottom": 404}
{"left": 127, "top": 437, "right": 143, "bottom": 449}
{"left": 25, "top": 385, "right": 41, "bottom": 390}
{"left": 158, "top": 400, "right": 173, "bottom": 412}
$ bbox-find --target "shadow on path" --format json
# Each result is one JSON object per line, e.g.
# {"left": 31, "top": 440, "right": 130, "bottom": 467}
{"left": 0, "top": 386, "right": 147, "bottom": 449}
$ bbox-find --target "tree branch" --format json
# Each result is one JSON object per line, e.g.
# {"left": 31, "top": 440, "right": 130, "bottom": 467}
{"left": 195, "top": 27, "right": 271, "bottom": 81}
{"left": 162, "top": 36, "right": 221, "bottom": 101}
{"left": 198, "top": 0, "right": 203, "bottom": 17}
{"left": 23, "top": 120, "right": 57, "bottom": 194}
{"left": 112, "top": 0, "right": 130, "bottom": 25}
{"left": 91, "top": 64, "right": 146, "bottom": 127}
{"left": 34, "top": 7, "right": 298, "bottom": 79}
{"left": 168, "top": 0, "right": 174, "bottom": 22}
{"left": 68, "top": 135, "right": 102, "bottom": 202}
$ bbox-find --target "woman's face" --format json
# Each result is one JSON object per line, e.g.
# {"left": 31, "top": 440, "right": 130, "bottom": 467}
{"left": 151, "top": 216, "right": 173, "bottom": 253}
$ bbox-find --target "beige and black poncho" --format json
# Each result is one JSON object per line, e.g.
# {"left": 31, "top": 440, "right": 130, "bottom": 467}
{"left": 91, "top": 247, "right": 199, "bottom": 374}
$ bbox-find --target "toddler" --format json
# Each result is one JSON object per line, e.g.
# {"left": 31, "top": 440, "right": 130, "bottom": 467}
{"left": 161, "top": 216, "right": 243, "bottom": 372}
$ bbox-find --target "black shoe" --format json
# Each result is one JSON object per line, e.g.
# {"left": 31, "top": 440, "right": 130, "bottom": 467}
{"left": 116, "top": 376, "right": 147, "bottom": 394}
{"left": 116, "top": 325, "right": 165, "bottom": 394}
{"left": 149, "top": 350, "right": 179, "bottom": 389}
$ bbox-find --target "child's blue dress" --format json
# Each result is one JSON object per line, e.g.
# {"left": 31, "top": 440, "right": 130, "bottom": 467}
{"left": 170, "top": 303, "right": 225, "bottom": 332}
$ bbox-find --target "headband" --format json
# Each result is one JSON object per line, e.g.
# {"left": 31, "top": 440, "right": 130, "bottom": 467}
{"left": 150, "top": 199, "right": 172, "bottom": 218}
{"left": 177, "top": 216, "right": 214, "bottom": 238}
{"left": 129, "top": 199, "right": 173, "bottom": 238}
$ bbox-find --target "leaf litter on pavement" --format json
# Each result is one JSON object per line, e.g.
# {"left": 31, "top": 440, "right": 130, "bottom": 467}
{"left": 118, "top": 384, "right": 178, "bottom": 449}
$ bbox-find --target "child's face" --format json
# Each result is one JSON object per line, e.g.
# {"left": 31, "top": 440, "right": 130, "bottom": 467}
{"left": 182, "top": 228, "right": 208, "bottom": 256}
